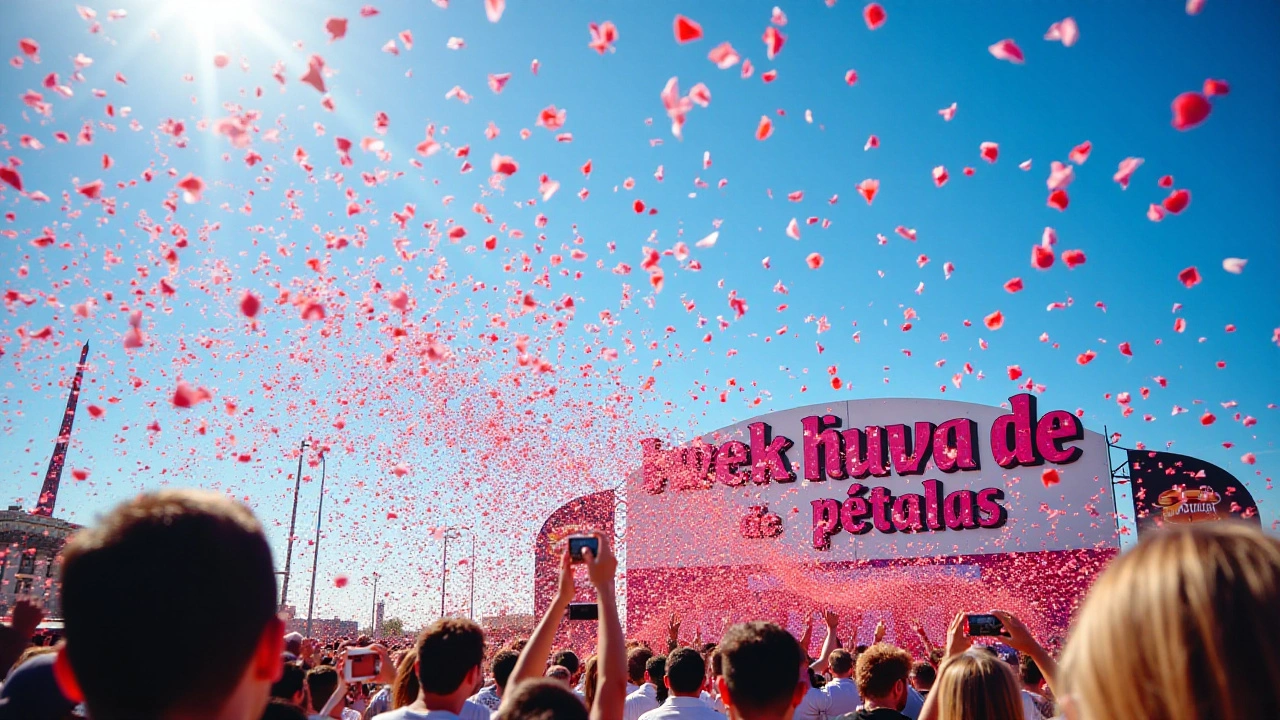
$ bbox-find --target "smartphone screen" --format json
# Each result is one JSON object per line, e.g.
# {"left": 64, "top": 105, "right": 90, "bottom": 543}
{"left": 967, "top": 614, "right": 1004, "bottom": 637}
{"left": 568, "top": 602, "right": 599, "bottom": 621}
{"left": 347, "top": 651, "right": 379, "bottom": 680}
{"left": 568, "top": 536, "right": 599, "bottom": 563}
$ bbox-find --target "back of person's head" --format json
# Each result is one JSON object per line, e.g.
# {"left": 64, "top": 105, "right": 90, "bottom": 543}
{"left": 718, "top": 621, "right": 806, "bottom": 719}
{"left": 551, "top": 649, "right": 580, "bottom": 677}
{"left": 828, "top": 648, "right": 854, "bottom": 677}
{"left": 392, "top": 648, "right": 420, "bottom": 709}
{"left": 646, "top": 654, "right": 668, "bottom": 702}
{"left": 666, "top": 647, "right": 705, "bottom": 695}
{"left": 283, "top": 632, "right": 304, "bottom": 657}
{"left": 415, "top": 617, "right": 486, "bottom": 696}
{"left": 911, "top": 661, "right": 936, "bottom": 692}
{"left": 545, "top": 665, "right": 572, "bottom": 684}
{"left": 0, "top": 651, "right": 76, "bottom": 720}
{"left": 493, "top": 678, "right": 588, "bottom": 720}
{"left": 305, "top": 665, "right": 339, "bottom": 713}
{"left": 59, "top": 489, "right": 281, "bottom": 719}
{"left": 708, "top": 649, "right": 723, "bottom": 678}
{"left": 1017, "top": 653, "right": 1043, "bottom": 689}
{"left": 261, "top": 698, "right": 309, "bottom": 720}
{"left": 271, "top": 661, "right": 307, "bottom": 704}
{"left": 627, "top": 646, "right": 654, "bottom": 685}
{"left": 933, "top": 650, "right": 1023, "bottom": 720}
{"left": 1060, "top": 522, "right": 1280, "bottom": 720}
{"left": 492, "top": 648, "right": 520, "bottom": 691}
{"left": 582, "top": 655, "right": 599, "bottom": 710}
{"left": 854, "top": 643, "right": 912, "bottom": 708}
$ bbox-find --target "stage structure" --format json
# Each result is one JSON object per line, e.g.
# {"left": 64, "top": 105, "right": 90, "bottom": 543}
{"left": 1, "top": 342, "right": 88, "bottom": 619}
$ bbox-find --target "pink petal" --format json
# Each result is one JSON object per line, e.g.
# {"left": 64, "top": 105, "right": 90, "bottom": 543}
{"left": 988, "top": 39, "right": 1025, "bottom": 64}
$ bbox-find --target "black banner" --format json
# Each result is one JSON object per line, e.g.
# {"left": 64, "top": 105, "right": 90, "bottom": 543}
{"left": 1128, "top": 449, "right": 1261, "bottom": 536}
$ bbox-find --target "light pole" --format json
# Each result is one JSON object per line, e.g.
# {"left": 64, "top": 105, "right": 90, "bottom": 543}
{"left": 280, "top": 439, "right": 310, "bottom": 611}
{"left": 440, "top": 527, "right": 462, "bottom": 617}
{"left": 469, "top": 534, "right": 476, "bottom": 620}
{"left": 304, "top": 451, "right": 327, "bottom": 638}
{"left": 370, "top": 572, "right": 380, "bottom": 635}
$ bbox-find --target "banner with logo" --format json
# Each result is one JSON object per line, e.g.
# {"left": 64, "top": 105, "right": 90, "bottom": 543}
{"left": 1128, "top": 449, "right": 1261, "bottom": 535}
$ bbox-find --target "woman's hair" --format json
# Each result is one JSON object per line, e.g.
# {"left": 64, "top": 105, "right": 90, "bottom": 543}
{"left": 932, "top": 650, "right": 1023, "bottom": 720}
{"left": 391, "top": 647, "right": 420, "bottom": 709}
{"left": 1060, "top": 522, "right": 1280, "bottom": 720}
{"left": 582, "top": 655, "right": 599, "bottom": 711}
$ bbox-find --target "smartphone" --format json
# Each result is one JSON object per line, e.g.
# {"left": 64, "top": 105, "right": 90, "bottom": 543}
{"left": 567, "top": 535, "right": 599, "bottom": 563}
{"left": 967, "top": 614, "right": 1004, "bottom": 637}
{"left": 568, "top": 602, "right": 599, "bottom": 621}
{"left": 344, "top": 647, "right": 381, "bottom": 682}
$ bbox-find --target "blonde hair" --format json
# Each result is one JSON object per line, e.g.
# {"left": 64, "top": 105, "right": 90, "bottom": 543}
{"left": 933, "top": 650, "right": 1023, "bottom": 720}
{"left": 583, "top": 654, "right": 599, "bottom": 710}
{"left": 392, "top": 647, "right": 420, "bottom": 709}
{"left": 1060, "top": 522, "right": 1280, "bottom": 720}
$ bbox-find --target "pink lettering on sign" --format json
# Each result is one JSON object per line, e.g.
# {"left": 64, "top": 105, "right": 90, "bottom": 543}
{"left": 810, "top": 479, "right": 1007, "bottom": 549}
{"left": 801, "top": 415, "right": 981, "bottom": 480}
{"left": 749, "top": 422, "right": 796, "bottom": 485}
{"left": 888, "top": 422, "right": 934, "bottom": 475}
{"left": 933, "top": 418, "right": 979, "bottom": 472}
{"left": 844, "top": 426, "right": 890, "bottom": 478}
{"left": 801, "top": 414, "right": 847, "bottom": 481}
{"left": 991, "top": 393, "right": 1084, "bottom": 468}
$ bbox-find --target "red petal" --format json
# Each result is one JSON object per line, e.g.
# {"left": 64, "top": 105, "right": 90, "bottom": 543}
{"left": 673, "top": 15, "right": 703, "bottom": 43}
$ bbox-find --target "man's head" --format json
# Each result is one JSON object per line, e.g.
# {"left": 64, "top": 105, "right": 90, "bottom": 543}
{"left": 910, "top": 661, "right": 936, "bottom": 693}
{"left": 415, "top": 618, "right": 486, "bottom": 706}
{"left": 828, "top": 649, "right": 854, "bottom": 678}
{"left": 1018, "top": 653, "right": 1043, "bottom": 691}
{"left": 492, "top": 649, "right": 520, "bottom": 694}
{"left": 855, "top": 644, "right": 913, "bottom": 711}
{"left": 716, "top": 622, "right": 808, "bottom": 719}
{"left": 666, "top": 648, "right": 705, "bottom": 696}
{"left": 627, "top": 646, "right": 654, "bottom": 686}
{"left": 545, "top": 665, "right": 572, "bottom": 685}
{"left": 304, "top": 666, "right": 339, "bottom": 714}
{"left": 271, "top": 661, "right": 308, "bottom": 707}
{"left": 551, "top": 649, "right": 581, "bottom": 681}
{"left": 58, "top": 490, "right": 283, "bottom": 719}
{"left": 283, "top": 632, "right": 304, "bottom": 658}
{"left": 493, "top": 678, "right": 588, "bottom": 720}
{"left": 645, "top": 655, "right": 667, "bottom": 688}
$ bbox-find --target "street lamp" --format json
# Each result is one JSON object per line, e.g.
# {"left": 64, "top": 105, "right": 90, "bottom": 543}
{"left": 280, "top": 439, "right": 310, "bottom": 611}
{"left": 304, "top": 451, "right": 327, "bottom": 638}
{"left": 440, "top": 527, "right": 462, "bottom": 617}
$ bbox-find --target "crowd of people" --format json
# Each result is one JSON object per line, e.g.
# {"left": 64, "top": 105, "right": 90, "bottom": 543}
{"left": 1, "top": 488, "right": 1278, "bottom": 720}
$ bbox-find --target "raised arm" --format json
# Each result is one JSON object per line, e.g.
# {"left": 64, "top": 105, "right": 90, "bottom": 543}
{"left": 667, "top": 613, "right": 681, "bottom": 653}
{"left": 585, "top": 533, "right": 625, "bottom": 720}
{"left": 992, "top": 610, "right": 1059, "bottom": 698}
{"left": 503, "top": 547, "right": 573, "bottom": 707}
{"left": 910, "top": 619, "right": 938, "bottom": 666}
{"left": 798, "top": 613, "right": 814, "bottom": 658}
{"left": 809, "top": 609, "right": 841, "bottom": 673}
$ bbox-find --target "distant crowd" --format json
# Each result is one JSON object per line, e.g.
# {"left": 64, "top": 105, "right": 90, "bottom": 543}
{"left": 1, "top": 488, "right": 1277, "bottom": 720}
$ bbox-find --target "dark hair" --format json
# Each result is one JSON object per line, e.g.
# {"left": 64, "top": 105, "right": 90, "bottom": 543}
{"left": 855, "top": 643, "right": 912, "bottom": 700}
{"left": 60, "top": 490, "right": 277, "bottom": 718}
{"left": 719, "top": 622, "right": 803, "bottom": 716}
{"left": 627, "top": 646, "right": 654, "bottom": 685}
{"left": 551, "top": 649, "right": 580, "bottom": 676}
{"left": 829, "top": 648, "right": 854, "bottom": 676}
{"left": 709, "top": 649, "right": 723, "bottom": 677}
{"left": 271, "top": 661, "right": 307, "bottom": 701}
{"left": 493, "top": 678, "right": 588, "bottom": 720}
{"left": 912, "top": 661, "right": 936, "bottom": 690}
{"left": 306, "top": 666, "right": 340, "bottom": 713}
{"left": 1018, "top": 653, "right": 1043, "bottom": 686}
{"left": 647, "top": 655, "right": 668, "bottom": 703}
{"left": 261, "top": 698, "right": 309, "bottom": 720}
{"left": 493, "top": 649, "right": 520, "bottom": 690}
{"left": 416, "top": 618, "right": 486, "bottom": 695}
{"left": 666, "top": 648, "right": 705, "bottom": 695}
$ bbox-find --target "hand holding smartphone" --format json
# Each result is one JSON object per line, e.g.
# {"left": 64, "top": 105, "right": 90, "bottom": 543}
{"left": 966, "top": 614, "right": 1005, "bottom": 637}
{"left": 343, "top": 646, "right": 382, "bottom": 682}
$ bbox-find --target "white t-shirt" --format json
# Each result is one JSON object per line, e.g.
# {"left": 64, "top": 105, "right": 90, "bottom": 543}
{"left": 310, "top": 710, "right": 361, "bottom": 720}
{"left": 625, "top": 683, "right": 662, "bottom": 720}
{"left": 373, "top": 701, "right": 490, "bottom": 720}
{"left": 1021, "top": 689, "right": 1049, "bottom": 719}
{"left": 637, "top": 696, "right": 725, "bottom": 720}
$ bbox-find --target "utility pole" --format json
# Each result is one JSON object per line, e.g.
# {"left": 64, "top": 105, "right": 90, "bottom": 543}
{"left": 304, "top": 452, "right": 327, "bottom": 638}
{"left": 440, "top": 528, "right": 461, "bottom": 617}
{"left": 280, "top": 439, "right": 310, "bottom": 611}
{"left": 370, "top": 573, "right": 380, "bottom": 634}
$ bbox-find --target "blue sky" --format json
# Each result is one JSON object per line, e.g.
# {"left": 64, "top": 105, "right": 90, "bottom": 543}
{"left": 1, "top": 0, "right": 1277, "bottom": 626}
